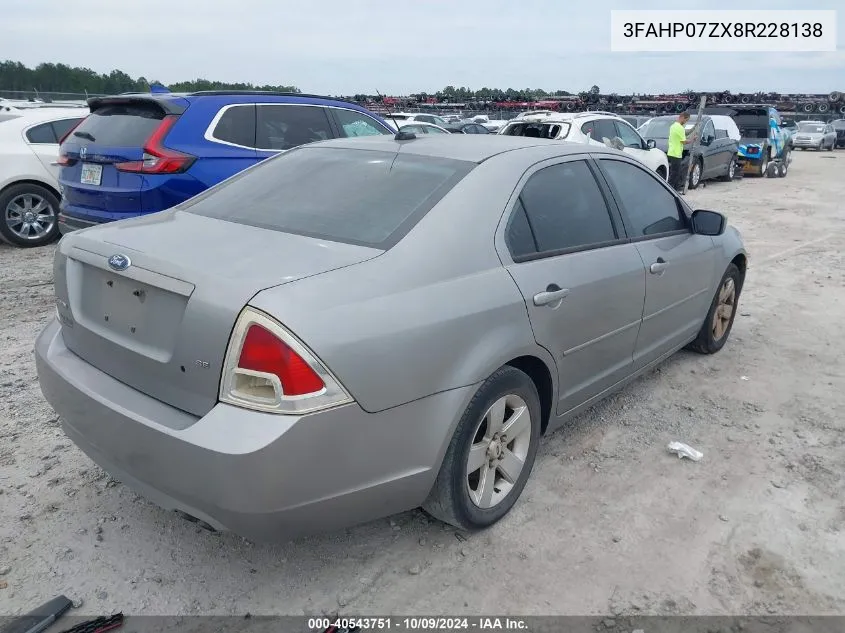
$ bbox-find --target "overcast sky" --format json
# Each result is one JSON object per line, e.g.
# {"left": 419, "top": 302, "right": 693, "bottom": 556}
{"left": 4, "top": 0, "right": 843, "bottom": 95}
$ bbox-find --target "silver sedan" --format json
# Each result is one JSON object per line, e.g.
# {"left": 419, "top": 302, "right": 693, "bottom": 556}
{"left": 35, "top": 135, "right": 747, "bottom": 542}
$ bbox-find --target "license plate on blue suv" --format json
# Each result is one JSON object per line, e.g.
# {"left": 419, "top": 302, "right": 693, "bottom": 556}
{"left": 80, "top": 163, "right": 103, "bottom": 186}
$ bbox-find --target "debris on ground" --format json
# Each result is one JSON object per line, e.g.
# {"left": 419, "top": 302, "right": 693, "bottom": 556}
{"left": 667, "top": 442, "right": 703, "bottom": 462}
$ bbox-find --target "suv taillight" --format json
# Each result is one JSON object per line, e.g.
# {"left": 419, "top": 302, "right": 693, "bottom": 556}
{"left": 219, "top": 308, "right": 353, "bottom": 415}
{"left": 115, "top": 115, "right": 195, "bottom": 174}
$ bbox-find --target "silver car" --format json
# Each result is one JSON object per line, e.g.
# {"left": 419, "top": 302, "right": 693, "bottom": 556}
{"left": 35, "top": 135, "right": 747, "bottom": 542}
{"left": 792, "top": 121, "right": 837, "bottom": 151}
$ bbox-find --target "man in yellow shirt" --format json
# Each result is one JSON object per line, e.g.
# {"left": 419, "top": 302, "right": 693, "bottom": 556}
{"left": 667, "top": 112, "right": 695, "bottom": 192}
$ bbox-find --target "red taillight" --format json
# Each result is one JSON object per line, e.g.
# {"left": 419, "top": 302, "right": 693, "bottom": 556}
{"left": 55, "top": 152, "right": 72, "bottom": 166}
{"left": 115, "top": 115, "right": 195, "bottom": 174}
{"left": 219, "top": 308, "right": 352, "bottom": 415}
{"left": 238, "top": 324, "right": 325, "bottom": 396}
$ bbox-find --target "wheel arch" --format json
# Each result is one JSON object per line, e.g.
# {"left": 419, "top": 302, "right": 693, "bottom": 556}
{"left": 0, "top": 178, "right": 61, "bottom": 202}
{"left": 506, "top": 355, "right": 555, "bottom": 435}
{"left": 731, "top": 252, "right": 748, "bottom": 292}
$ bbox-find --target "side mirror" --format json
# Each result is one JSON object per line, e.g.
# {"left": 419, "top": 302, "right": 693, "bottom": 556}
{"left": 700, "top": 135, "right": 713, "bottom": 146}
{"left": 646, "top": 139, "right": 656, "bottom": 149}
{"left": 691, "top": 209, "right": 726, "bottom": 236}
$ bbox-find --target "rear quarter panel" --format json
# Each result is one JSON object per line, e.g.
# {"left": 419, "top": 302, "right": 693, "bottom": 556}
{"left": 248, "top": 151, "right": 560, "bottom": 414}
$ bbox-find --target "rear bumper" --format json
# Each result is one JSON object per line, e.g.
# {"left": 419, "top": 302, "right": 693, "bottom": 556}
{"left": 35, "top": 318, "right": 473, "bottom": 542}
{"left": 58, "top": 213, "right": 101, "bottom": 234}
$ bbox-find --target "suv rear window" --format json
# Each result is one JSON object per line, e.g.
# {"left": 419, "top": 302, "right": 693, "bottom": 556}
{"left": 71, "top": 103, "right": 164, "bottom": 146}
{"left": 181, "top": 147, "right": 474, "bottom": 248}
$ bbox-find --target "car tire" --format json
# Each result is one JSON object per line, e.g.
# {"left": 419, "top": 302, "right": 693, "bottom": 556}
{"left": 0, "top": 183, "right": 61, "bottom": 248}
{"left": 688, "top": 263, "right": 742, "bottom": 355}
{"left": 423, "top": 365, "right": 542, "bottom": 531}
{"left": 720, "top": 157, "right": 737, "bottom": 182}
{"left": 756, "top": 152, "right": 769, "bottom": 177}
{"left": 688, "top": 158, "right": 703, "bottom": 189}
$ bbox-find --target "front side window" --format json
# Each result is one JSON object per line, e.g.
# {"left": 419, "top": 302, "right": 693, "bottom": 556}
{"left": 508, "top": 160, "right": 617, "bottom": 257}
{"left": 333, "top": 108, "right": 390, "bottom": 137}
{"left": 256, "top": 105, "right": 334, "bottom": 150}
{"left": 614, "top": 121, "right": 643, "bottom": 148}
{"left": 599, "top": 159, "right": 685, "bottom": 237}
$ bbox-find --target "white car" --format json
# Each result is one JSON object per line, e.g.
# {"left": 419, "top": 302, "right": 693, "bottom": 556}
{"left": 397, "top": 122, "right": 451, "bottom": 135}
{"left": 383, "top": 112, "right": 450, "bottom": 130}
{"left": 499, "top": 111, "right": 670, "bottom": 179}
{"left": 0, "top": 108, "right": 88, "bottom": 247}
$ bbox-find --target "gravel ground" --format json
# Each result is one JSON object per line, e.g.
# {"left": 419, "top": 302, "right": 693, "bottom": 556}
{"left": 0, "top": 150, "right": 843, "bottom": 618}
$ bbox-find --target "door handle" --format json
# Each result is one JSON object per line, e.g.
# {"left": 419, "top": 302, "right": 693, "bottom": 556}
{"left": 649, "top": 258, "right": 667, "bottom": 275}
{"left": 533, "top": 286, "right": 570, "bottom": 307}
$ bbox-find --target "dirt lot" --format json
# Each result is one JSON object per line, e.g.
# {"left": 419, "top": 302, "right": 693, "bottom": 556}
{"left": 1, "top": 151, "right": 843, "bottom": 618}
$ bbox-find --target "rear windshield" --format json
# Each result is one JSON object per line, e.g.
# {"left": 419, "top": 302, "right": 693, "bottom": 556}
{"left": 181, "top": 147, "right": 474, "bottom": 248}
{"left": 501, "top": 121, "right": 569, "bottom": 139}
{"left": 70, "top": 103, "right": 164, "bottom": 146}
{"left": 798, "top": 123, "right": 825, "bottom": 133}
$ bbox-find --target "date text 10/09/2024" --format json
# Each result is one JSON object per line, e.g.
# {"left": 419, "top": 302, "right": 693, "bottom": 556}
{"left": 622, "top": 21, "right": 824, "bottom": 38}
{"left": 308, "top": 617, "right": 529, "bottom": 630}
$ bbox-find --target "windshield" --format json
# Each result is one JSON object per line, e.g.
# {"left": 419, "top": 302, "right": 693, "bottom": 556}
{"left": 182, "top": 147, "right": 475, "bottom": 249}
{"left": 501, "top": 121, "right": 570, "bottom": 139}
{"left": 798, "top": 123, "right": 824, "bottom": 133}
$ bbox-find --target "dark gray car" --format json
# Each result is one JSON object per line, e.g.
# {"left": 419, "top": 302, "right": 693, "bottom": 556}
{"left": 640, "top": 115, "right": 739, "bottom": 188}
{"left": 35, "top": 135, "right": 747, "bottom": 542}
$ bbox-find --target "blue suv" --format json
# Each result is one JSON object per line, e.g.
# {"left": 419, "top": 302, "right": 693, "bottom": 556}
{"left": 56, "top": 91, "right": 393, "bottom": 232}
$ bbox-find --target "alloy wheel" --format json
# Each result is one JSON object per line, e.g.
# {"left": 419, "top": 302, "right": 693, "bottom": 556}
{"left": 4, "top": 193, "right": 56, "bottom": 241}
{"left": 712, "top": 278, "right": 736, "bottom": 341}
{"left": 691, "top": 162, "right": 702, "bottom": 187}
{"left": 466, "top": 394, "right": 532, "bottom": 509}
{"left": 728, "top": 159, "right": 736, "bottom": 179}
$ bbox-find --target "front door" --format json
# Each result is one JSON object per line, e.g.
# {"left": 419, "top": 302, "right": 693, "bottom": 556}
{"left": 498, "top": 156, "right": 647, "bottom": 417}
{"left": 595, "top": 157, "right": 718, "bottom": 369}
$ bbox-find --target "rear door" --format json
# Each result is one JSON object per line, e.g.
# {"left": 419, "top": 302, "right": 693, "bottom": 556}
{"left": 499, "top": 156, "right": 646, "bottom": 416}
{"left": 595, "top": 157, "right": 718, "bottom": 369}
{"left": 23, "top": 120, "right": 63, "bottom": 179}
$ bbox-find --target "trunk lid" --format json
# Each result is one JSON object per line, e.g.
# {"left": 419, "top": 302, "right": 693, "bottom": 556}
{"left": 54, "top": 211, "right": 382, "bottom": 416}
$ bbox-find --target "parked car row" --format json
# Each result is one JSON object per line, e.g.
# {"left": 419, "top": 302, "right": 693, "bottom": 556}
{"left": 2, "top": 91, "right": 828, "bottom": 250}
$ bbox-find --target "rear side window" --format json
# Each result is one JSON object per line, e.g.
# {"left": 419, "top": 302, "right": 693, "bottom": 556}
{"left": 332, "top": 108, "right": 389, "bottom": 137}
{"left": 25, "top": 122, "right": 57, "bottom": 144}
{"left": 73, "top": 103, "right": 164, "bottom": 145}
{"left": 212, "top": 104, "right": 256, "bottom": 147}
{"left": 510, "top": 160, "right": 617, "bottom": 257}
{"left": 182, "top": 147, "right": 474, "bottom": 248}
{"left": 256, "top": 105, "right": 334, "bottom": 151}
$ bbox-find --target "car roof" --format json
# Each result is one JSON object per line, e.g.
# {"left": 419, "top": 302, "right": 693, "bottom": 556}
{"left": 88, "top": 91, "right": 372, "bottom": 115}
{"left": 300, "top": 134, "right": 617, "bottom": 163}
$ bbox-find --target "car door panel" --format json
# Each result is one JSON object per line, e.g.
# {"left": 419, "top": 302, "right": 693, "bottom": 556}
{"left": 498, "top": 157, "right": 646, "bottom": 416}
{"left": 595, "top": 157, "right": 718, "bottom": 369}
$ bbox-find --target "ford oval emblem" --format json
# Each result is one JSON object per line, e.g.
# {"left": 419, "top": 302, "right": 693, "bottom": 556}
{"left": 107, "top": 254, "right": 131, "bottom": 271}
